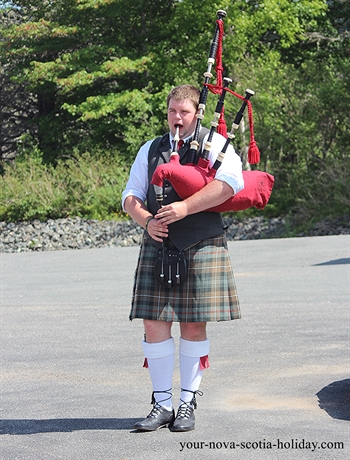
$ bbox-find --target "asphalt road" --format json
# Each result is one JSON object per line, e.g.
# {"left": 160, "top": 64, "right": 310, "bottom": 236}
{"left": 0, "top": 235, "right": 349, "bottom": 460}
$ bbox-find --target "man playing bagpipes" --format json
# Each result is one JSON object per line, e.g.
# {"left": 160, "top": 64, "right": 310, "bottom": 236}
{"left": 122, "top": 85, "right": 244, "bottom": 432}
{"left": 122, "top": 10, "right": 273, "bottom": 432}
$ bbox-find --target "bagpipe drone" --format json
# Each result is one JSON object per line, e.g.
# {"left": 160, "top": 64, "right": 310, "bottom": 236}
{"left": 151, "top": 10, "right": 274, "bottom": 213}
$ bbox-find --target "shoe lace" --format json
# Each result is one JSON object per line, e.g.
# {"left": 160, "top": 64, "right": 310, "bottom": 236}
{"left": 146, "top": 389, "right": 172, "bottom": 419}
{"left": 146, "top": 402, "right": 164, "bottom": 419}
{"left": 177, "top": 389, "right": 203, "bottom": 419}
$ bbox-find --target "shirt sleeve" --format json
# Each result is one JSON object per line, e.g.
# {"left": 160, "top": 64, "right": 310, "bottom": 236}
{"left": 121, "top": 140, "right": 153, "bottom": 211}
{"left": 207, "top": 131, "right": 244, "bottom": 195}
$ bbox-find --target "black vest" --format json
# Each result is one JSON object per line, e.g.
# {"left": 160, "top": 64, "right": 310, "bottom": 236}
{"left": 146, "top": 130, "right": 224, "bottom": 251}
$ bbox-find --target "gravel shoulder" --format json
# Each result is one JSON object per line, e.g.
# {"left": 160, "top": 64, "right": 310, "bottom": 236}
{"left": 1, "top": 214, "right": 349, "bottom": 253}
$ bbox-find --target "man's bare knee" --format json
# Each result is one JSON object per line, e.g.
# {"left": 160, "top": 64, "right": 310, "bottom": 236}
{"left": 180, "top": 322, "right": 207, "bottom": 341}
{"left": 143, "top": 319, "right": 172, "bottom": 343}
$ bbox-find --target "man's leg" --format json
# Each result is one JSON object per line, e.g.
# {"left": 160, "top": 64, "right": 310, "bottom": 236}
{"left": 171, "top": 322, "right": 209, "bottom": 432}
{"left": 134, "top": 320, "right": 175, "bottom": 431}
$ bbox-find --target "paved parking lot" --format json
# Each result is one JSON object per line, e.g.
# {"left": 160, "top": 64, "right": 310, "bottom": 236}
{"left": 0, "top": 235, "right": 349, "bottom": 459}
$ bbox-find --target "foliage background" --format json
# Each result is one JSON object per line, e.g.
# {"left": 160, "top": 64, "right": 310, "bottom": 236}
{"left": 0, "top": 0, "right": 349, "bottom": 228}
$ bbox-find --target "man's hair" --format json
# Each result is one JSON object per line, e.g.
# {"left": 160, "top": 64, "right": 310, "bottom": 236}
{"left": 166, "top": 85, "right": 200, "bottom": 109}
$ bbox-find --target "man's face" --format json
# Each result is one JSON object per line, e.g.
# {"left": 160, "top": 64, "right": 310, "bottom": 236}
{"left": 167, "top": 98, "right": 197, "bottom": 139}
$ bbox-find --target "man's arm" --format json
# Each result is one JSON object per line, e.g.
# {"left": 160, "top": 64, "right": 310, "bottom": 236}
{"left": 154, "top": 179, "right": 233, "bottom": 225}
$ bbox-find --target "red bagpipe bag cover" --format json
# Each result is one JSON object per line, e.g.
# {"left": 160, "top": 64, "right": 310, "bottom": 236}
{"left": 150, "top": 155, "right": 275, "bottom": 213}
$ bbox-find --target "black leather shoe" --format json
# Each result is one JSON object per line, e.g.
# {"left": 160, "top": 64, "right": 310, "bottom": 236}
{"left": 170, "top": 389, "right": 203, "bottom": 432}
{"left": 134, "top": 403, "right": 175, "bottom": 431}
{"left": 170, "top": 402, "right": 195, "bottom": 432}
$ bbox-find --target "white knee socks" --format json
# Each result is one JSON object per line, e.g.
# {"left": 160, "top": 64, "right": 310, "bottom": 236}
{"left": 142, "top": 337, "right": 210, "bottom": 410}
{"left": 179, "top": 337, "right": 210, "bottom": 405}
{"left": 142, "top": 337, "right": 175, "bottom": 410}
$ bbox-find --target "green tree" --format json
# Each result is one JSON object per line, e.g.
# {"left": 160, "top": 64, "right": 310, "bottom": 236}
{"left": 220, "top": 0, "right": 350, "bottom": 218}
{"left": 0, "top": 0, "right": 348, "bottom": 222}
{"left": 0, "top": 0, "right": 174, "bottom": 163}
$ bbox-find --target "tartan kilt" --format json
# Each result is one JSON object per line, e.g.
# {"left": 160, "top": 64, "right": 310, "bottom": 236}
{"left": 129, "top": 232, "right": 240, "bottom": 322}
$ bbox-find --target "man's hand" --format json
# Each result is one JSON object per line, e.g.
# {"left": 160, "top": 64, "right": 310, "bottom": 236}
{"left": 147, "top": 218, "right": 169, "bottom": 242}
{"left": 154, "top": 201, "right": 189, "bottom": 225}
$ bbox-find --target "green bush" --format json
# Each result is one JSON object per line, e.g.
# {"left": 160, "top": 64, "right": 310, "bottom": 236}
{"left": 1, "top": 147, "right": 349, "bottom": 225}
{"left": 290, "top": 157, "right": 350, "bottom": 226}
{"left": 0, "top": 150, "right": 130, "bottom": 222}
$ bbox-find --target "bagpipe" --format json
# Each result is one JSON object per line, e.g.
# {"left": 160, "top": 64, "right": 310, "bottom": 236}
{"left": 151, "top": 10, "right": 274, "bottom": 213}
